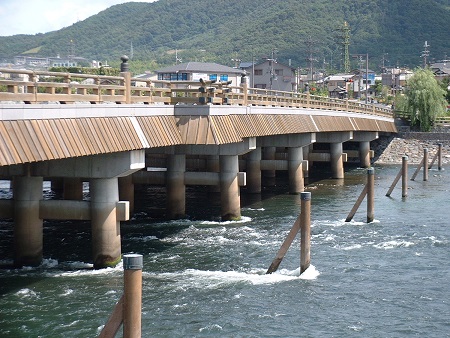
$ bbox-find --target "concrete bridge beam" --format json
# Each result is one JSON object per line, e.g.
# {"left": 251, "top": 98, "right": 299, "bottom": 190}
{"left": 13, "top": 176, "right": 43, "bottom": 267}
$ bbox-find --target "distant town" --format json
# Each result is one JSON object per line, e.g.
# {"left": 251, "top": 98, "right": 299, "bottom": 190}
{"left": 1, "top": 50, "right": 449, "bottom": 107}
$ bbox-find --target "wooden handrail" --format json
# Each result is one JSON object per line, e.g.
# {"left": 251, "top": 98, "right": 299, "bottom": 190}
{"left": 0, "top": 68, "right": 393, "bottom": 117}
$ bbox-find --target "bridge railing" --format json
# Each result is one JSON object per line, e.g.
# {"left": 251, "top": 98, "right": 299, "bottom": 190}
{"left": 0, "top": 68, "right": 392, "bottom": 117}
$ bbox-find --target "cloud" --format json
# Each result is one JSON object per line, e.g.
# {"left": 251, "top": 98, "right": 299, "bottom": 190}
{"left": 0, "top": 0, "right": 157, "bottom": 37}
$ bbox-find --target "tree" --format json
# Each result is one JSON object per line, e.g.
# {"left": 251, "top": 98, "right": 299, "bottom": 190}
{"left": 404, "top": 67, "right": 447, "bottom": 131}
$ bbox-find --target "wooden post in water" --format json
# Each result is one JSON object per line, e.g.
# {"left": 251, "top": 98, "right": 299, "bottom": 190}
{"left": 423, "top": 148, "right": 428, "bottom": 181}
{"left": 300, "top": 192, "right": 311, "bottom": 274}
{"left": 99, "top": 254, "right": 143, "bottom": 338}
{"left": 438, "top": 143, "right": 443, "bottom": 170}
{"left": 386, "top": 156, "right": 408, "bottom": 198}
{"left": 366, "top": 168, "right": 375, "bottom": 223}
{"left": 401, "top": 155, "right": 408, "bottom": 197}
{"left": 123, "top": 254, "right": 143, "bottom": 338}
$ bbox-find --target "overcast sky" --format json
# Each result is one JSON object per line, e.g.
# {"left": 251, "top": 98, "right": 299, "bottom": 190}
{"left": 0, "top": 0, "right": 157, "bottom": 37}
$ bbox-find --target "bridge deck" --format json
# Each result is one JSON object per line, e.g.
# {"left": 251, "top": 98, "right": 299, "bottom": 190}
{"left": 0, "top": 69, "right": 396, "bottom": 167}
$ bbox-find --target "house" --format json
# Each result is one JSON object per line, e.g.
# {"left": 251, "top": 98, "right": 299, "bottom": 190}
{"left": 381, "top": 68, "right": 413, "bottom": 95}
{"left": 324, "top": 74, "right": 354, "bottom": 99}
{"left": 240, "top": 60, "right": 297, "bottom": 92}
{"left": 156, "top": 62, "right": 245, "bottom": 87}
{"left": 351, "top": 68, "right": 376, "bottom": 99}
{"left": 430, "top": 60, "right": 450, "bottom": 82}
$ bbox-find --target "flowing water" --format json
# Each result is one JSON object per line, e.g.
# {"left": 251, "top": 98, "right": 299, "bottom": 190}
{"left": 0, "top": 165, "right": 449, "bottom": 337}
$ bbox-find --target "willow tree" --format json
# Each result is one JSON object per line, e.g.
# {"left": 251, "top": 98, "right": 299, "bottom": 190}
{"left": 404, "top": 68, "right": 447, "bottom": 131}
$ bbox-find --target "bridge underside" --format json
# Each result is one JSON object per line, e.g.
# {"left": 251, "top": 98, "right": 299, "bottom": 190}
{"left": 0, "top": 104, "right": 396, "bottom": 268}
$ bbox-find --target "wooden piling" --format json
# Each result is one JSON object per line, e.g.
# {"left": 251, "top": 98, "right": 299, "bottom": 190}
{"left": 366, "top": 168, "right": 375, "bottom": 223}
{"left": 386, "top": 156, "right": 407, "bottom": 198}
{"left": 99, "top": 254, "right": 143, "bottom": 338}
{"left": 123, "top": 254, "right": 143, "bottom": 338}
{"left": 423, "top": 148, "right": 428, "bottom": 181}
{"left": 438, "top": 143, "right": 443, "bottom": 170}
{"left": 300, "top": 192, "right": 311, "bottom": 274}
{"left": 401, "top": 156, "right": 408, "bottom": 197}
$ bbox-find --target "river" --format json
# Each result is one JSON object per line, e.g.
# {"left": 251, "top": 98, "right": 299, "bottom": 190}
{"left": 1, "top": 164, "right": 449, "bottom": 337}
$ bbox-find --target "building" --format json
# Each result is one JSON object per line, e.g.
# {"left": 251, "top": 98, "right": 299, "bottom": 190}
{"left": 14, "top": 55, "right": 88, "bottom": 69}
{"left": 156, "top": 62, "right": 245, "bottom": 87}
{"left": 324, "top": 74, "right": 354, "bottom": 99}
{"left": 381, "top": 68, "right": 413, "bottom": 95}
{"left": 430, "top": 60, "right": 450, "bottom": 82}
{"left": 240, "top": 59, "right": 297, "bottom": 92}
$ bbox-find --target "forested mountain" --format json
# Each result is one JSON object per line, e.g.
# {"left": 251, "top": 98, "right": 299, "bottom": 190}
{"left": 0, "top": 0, "right": 449, "bottom": 73}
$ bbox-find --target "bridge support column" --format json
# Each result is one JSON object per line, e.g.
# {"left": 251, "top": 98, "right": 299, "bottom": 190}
{"left": 90, "top": 178, "right": 122, "bottom": 269}
{"left": 13, "top": 176, "right": 43, "bottom": 267}
{"left": 220, "top": 155, "right": 241, "bottom": 221}
{"left": 288, "top": 147, "right": 304, "bottom": 193}
{"left": 206, "top": 155, "right": 220, "bottom": 193}
{"left": 246, "top": 147, "right": 262, "bottom": 193}
{"left": 64, "top": 177, "right": 83, "bottom": 200}
{"left": 166, "top": 154, "right": 186, "bottom": 219}
{"left": 119, "top": 175, "right": 134, "bottom": 215}
{"left": 263, "top": 146, "right": 276, "bottom": 181}
{"left": 359, "top": 141, "right": 371, "bottom": 168}
{"left": 330, "top": 142, "right": 344, "bottom": 179}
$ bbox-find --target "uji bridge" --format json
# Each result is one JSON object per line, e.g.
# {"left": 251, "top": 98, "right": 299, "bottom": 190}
{"left": 0, "top": 63, "right": 396, "bottom": 268}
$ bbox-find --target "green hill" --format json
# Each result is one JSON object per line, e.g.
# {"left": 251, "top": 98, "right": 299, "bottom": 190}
{"left": 0, "top": 0, "right": 448, "bottom": 73}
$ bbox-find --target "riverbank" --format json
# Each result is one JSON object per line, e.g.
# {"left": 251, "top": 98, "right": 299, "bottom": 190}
{"left": 372, "top": 133, "right": 450, "bottom": 165}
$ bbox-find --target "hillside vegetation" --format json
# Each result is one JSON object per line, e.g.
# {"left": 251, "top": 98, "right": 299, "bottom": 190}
{"left": 0, "top": 0, "right": 448, "bottom": 74}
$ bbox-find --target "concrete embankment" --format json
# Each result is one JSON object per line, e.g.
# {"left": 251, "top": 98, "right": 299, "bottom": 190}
{"left": 372, "top": 132, "right": 450, "bottom": 165}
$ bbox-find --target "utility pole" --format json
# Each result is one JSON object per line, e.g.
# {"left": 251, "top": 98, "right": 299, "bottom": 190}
{"left": 305, "top": 36, "right": 318, "bottom": 82}
{"left": 352, "top": 53, "right": 369, "bottom": 104}
{"left": 421, "top": 41, "right": 430, "bottom": 68}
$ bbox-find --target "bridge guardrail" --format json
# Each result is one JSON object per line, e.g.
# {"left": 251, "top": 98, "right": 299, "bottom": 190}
{"left": 0, "top": 68, "right": 393, "bottom": 117}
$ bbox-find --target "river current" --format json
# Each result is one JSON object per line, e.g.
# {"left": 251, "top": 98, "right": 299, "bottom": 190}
{"left": 0, "top": 164, "right": 449, "bottom": 337}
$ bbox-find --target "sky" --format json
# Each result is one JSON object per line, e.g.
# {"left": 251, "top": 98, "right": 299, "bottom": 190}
{"left": 0, "top": 0, "right": 157, "bottom": 37}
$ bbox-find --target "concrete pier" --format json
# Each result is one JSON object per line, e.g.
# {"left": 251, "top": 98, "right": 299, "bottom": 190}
{"left": 166, "top": 154, "right": 186, "bottom": 219}
{"left": 13, "top": 176, "right": 43, "bottom": 267}
{"left": 220, "top": 155, "right": 241, "bottom": 221}
{"left": 246, "top": 147, "right": 262, "bottom": 193}
{"left": 90, "top": 178, "right": 122, "bottom": 269}
{"left": 330, "top": 142, "right": 344, "bottom": 179}
{"left": 288, "top": 146, "right": 304, "bottom": 193}
{"left": 359, "top": 141, "right": 371, "bottom": 168}
{"left": 64, "top": 177, "right": 83, "bottom": 200}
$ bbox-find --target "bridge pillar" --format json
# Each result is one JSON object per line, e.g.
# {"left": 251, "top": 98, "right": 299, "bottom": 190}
{"left": 263, "top": 146, "right": 276, "bottom": 180}
{"left": 90, "top": 178, "right": 122, "bottom": 269}
{"left": 246, "top": 147, "right": 262, "bottom": 193}
{"left": 220, "top": 155, "right": 241, "bottom": 221}
{"left": 166, "top": 154, "right": 186, "bottom": 219}
{"left": 206, "top": 155, "right": 220, "bottom": 193}
{"left": 288, "top": 146, "right": 304, "bottom": 193}
{"left": 330, "top": 142, "right": 345, "bottom": 179}
{"left": 13, "top": 176, "right": 43, "bottom": 267}
{"left": 359, "top": 141, "right": 371, "bottom": 168}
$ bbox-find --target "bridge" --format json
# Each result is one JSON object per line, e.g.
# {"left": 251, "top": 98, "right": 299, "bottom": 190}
{"left": 0, "top": 62, "right": 396, "bottom": 268}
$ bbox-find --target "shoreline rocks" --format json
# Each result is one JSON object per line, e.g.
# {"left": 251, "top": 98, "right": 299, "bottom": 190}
{"left": 372, "top": 134, "right": 450, "bottom": 165}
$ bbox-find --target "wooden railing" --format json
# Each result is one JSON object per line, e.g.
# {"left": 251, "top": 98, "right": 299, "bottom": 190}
{"left": 0, "top": 68, "right": 393, "bottom": 117}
